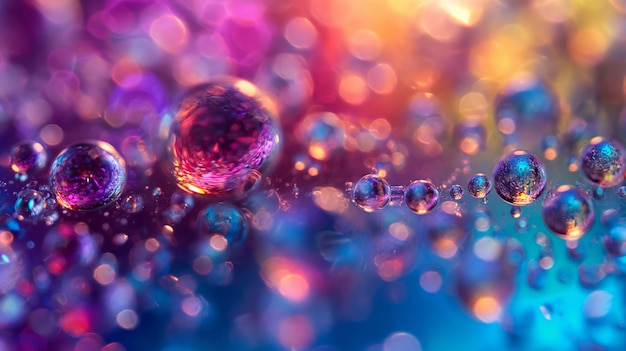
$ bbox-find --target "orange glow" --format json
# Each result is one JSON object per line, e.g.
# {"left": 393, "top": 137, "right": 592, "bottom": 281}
{"left": 569, "top": 27, "right": 609, "bottom": 66}
{"left": 339, "top": 73, "right": 369, "bottom": 105}
{"left": 93, "top": 264, "right": 116, "bottom": 285}
{"left": 544, "top": 148, "right": 557, "bottom": 160}
{"left": 473, "top": 296, "right": 502, "bottom": 323}
{"left": 149, "top": 14, "right": 189, "bottom": 53}
{"left": 433, "top": 238, "right": 459, "bottom": 258}
{"left": 262, "top": 257, "right": 313, "bottom": 302}
{"left": 278, "top": 274, "right": 310, "bottom": 302}
{"left": 376, "top": 258, "right": 404, "bottom": 282}
{"left": 0, "top": 231, "right": 14, "bottom": 245}
{"left": 312, "top": 187, "right": 348, "bottom": 213}
{"left": 210, "top": 235, "right": 228, "bottom": 251}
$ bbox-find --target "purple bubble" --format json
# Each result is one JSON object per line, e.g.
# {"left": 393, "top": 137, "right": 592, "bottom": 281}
{"left": 165, "top": 80, "right": 281, "bottom": 198}
{"left": 50, "top": 141, "right": 126, "bottom": 210}
{"left": 404, "top": 180, "right": 439, "bottom": 214}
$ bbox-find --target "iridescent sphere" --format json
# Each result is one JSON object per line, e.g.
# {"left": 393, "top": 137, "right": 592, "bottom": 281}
{"left": 603, "top": 223, "right": 626, "bottom": 257}
{"left": 352, "top": 174, "right": 391, "bottom": 212}
{"left": 450, "top": 184, "right": 464, "bottom": 200}
{"left": 404, "top": 180, "right": 439, "bottom": 214}
{"left": 49, "top": 141, "right": 126, "bottom": 210}
{"left": 542, "top": 185, "right": 595, "bottom": 240}
{"left": 493, "top": 150, "right": 547, "bottom": 205}
{"left": 14, "top": 189, "right": 45, "bottom": 221}
{"left": 495, "top": 74, "right": 558, "bottom": 148}
{"left": 580, "top": 137, "right": 626, "bottom": 188}
{"left": 198, "top": 203, "right": 248, "bottom": 247}
{"left": 10, "top": 141, "right": 47, "bottom": 174}
{"left": 165, "top": 80, "right": 281, "bottom": 198}
{"left": 467, "top": 174, "right": 491, "bottom": 199}
{"left": 296, "top": 112, "right": 346, "bottom": 161}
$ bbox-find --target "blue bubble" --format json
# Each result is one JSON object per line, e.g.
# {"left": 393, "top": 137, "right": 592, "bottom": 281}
{"left": 198, "top": 203, "right": 248, "bottom": 247}
{"left": 449, "top": 184, "right": 464, "bottom": 200}
{"left": 351, "top": 174, "right": 391, "bottom": 212}
{"left": 467, "top": 174, "right": 491, "bottom": 199}
{"left": 495, "top": 75, "right": 559, "bottom": 148}
{"left": 603, "top": 223, "right": 626, "bottom": 257}
{"left": 542, "top": 185, "right": 594, "bottom": 240}
{"left": 580, "top": 137, "right": 626, "bottom": 188}
{"left": 493, "top": 150, "right": 547, "bottom": 205}
{"left": 14, "top": 189, "right": 45, "bottom": 221}
{"left": 404, "top": 180, "right": 438, "bottom": 214}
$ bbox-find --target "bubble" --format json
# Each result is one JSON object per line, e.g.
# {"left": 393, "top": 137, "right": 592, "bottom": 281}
{"left": 49, "top": 141, "right": 127, "bottom": 210}
{"left": 617, "top": 186, "right": 626, "bottom": 199}
{"left": 493, "top": 150, "right": 547, "bottom": 205}
{"left": 14, "top": 189, "right": 45, "bottom": 221}
{"left": 296, "top": 112, "right": 345, "bottom": 161}
{"left": 580, "top": 137, "right": 626, "bottom": 188}
{"left": 164, "top": 80, "right": 281, "bottom": 198}
{"left": 449, "top": 184, "right": 464, "bottom": 200}
{"left": 467, "top": 174, "right": 491, "bottom": 199}
{"left": 10, "top": 141, "right": 47, "bottom": 174}
{"left": 198, "top": 203, "right": 248, "bottom": 247}
{"left": 404, "top": 180, "right": 439, "bottom": 214}
{"left": 424, "top": 204, "right": 468, "bottom": 258}
{"left": 542, "top": 185, "right": 595, "bottom": 240}
{"left": 494, "top": 75, "right": 559, "bottom": 148}
{"left": 603, "top": 223, "right": 626, "bottom": 257}
{"left": 351, "top": 174, "right": 391, "bottom": 212}
{"left": 510, "top": 206, "right": 522, "bottom": 219}
{"left": 121, "top": 193, "right": 144, "bottom": 214}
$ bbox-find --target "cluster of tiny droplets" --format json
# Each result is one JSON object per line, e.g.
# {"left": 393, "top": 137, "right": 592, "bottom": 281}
{"left": 6, "top": 1, "right": 626, "bottom": 348}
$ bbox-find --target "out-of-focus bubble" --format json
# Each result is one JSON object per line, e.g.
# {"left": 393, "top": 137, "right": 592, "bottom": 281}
{"left": 580, "top": 137, "right": 626, "bottom": 188}
{"left": 296, "top": 112, "right": 346, "bottom": 161}
{"left": 43, "top": 223, "right": 98, "bottom": 275}
{"left": 10, "top": 141, "right": 47, "bottom": 174}
{"left": 424, "top": 203, "right": 468, "bottom": 258}
{"left": 14, "top": 189, "right": 45, "bottom": 221}
{"left": 494, "top": 75, "right": 559, "bottom": 148}
{"left": 542, "top": 185, "right": 595, "bottom": 240}
{"left": 456, "top": 243, "right": 515, "bottom": 323}
{"left": 455, "top": 121, "right": 486, "bottom": 155}
{"left": 121, "top": 193, "right": 144, "bottom": 214}
{"left": 0, "top": 244, "right": 19, "bottom": 294}
{"left": 50, "top": 141, "right": 126, "bottom": 210}
{"left": 493, "top": 150, "right": 547, "bottom": 205}
{"left": 450, "top": 184, "right": 464, "bottom": 200}
{"left": 404, "top": 180, "right": 439, "bottom": 214}
{"left": 383, "top": 332, "right": 422, "bottom": 351}
{"left": 163, "top": 80, "right": 281, "bottom": 198}
{"left": 372, "top": 229, "right": 417, "bottom": 281}
{"left": 351, "top": 174, "right": 391, "bottom": 212}
{"left": 197, "top": 203, "right": 248, "bottom": 247}
{"left": 603, "top": 223, "right": 626, "bottom": 256}
{"left": 406, "top": 92, "right": 447, "bottom": 156}
{"left": 0, "top": 294, "right": 26, "bottom": 328}
{"left": 467, "top": 173, "right": 491, "bottom": 199}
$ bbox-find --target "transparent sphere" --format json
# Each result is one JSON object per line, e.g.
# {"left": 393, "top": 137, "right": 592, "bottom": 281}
{"left": 603, "top": 223, "right": 626, "bottom": 257}
{"left": 467, "top": 174, "right": 491, "bottom": 199}
{"left": 296, "top": 112, "right": 346, "bottom": 161}
{"left": 198, "top": 203, "right": 248, "bottom": 247}
{"left": 10, "top": 141, "right": 47, "bottom": 174}
{"left": 404, "top": 180, "right": 439, "bottom": 214}
{"left": 352, "top": 174, "right": 391, "bottom": 212}
{"left": 493, "top": 150, "right": 547, "bottom": 205}
{"left": 165, "top": 80, "right": 281, "bottom": 198}
{"left": 14, "top": 189, "right": 45, "bottom": 221}
{"left": 449, "top": 184, "right": 464, "bottom": 200}
{"left": 542, "top": 185, "right": 594, "bottom": 240}
{"left": 50, "top": 141, "right": 127, "bottom": 210}
{"left": 495, "top": 74, "right": 559, "bottom": 148}
{"left": 580, "top": 137, "right": 626, "bottom": 188}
